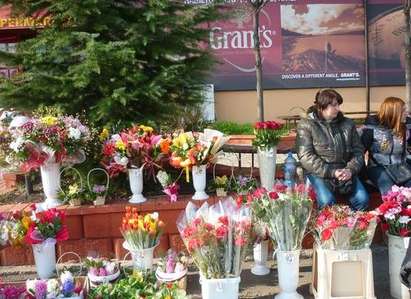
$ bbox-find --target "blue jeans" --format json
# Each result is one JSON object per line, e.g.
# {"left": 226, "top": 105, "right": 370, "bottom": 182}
{"left": 307, "top": 174, "right": 369, "bottom": 210}
{"left": 367, "top": 166, "right": 411, "bottom": 195}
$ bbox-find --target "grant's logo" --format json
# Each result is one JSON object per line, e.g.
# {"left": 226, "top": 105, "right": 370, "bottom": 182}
{"left": 209, "top": 8, "right": 275, "bottom": 72}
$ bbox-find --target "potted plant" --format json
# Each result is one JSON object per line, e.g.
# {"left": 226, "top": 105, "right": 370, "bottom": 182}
{"left": 121, "top": 207, "right": 165, "bottom": 271}
{"left": 170, "top": 130, "right": 228, "bottom": 200}
{"left": 213, "top": 175, "right": 229, "bottom": 197}
{"left": 252, "top": 121, "right": 288, "bottom": 191}
{"left": 376, "top": 185, "right": 411, "bottom": 299}
{"left": 101, "top": 125, "right": 170, "bottom": 203}
{"left": 25, "top": 208, "right": 69, "bottom": 279}
{"left": 177, "top": 198, "right": 252, "bottom": 299}
{"left": 5, "top": 113, "right": 91, "bottom": 208}
{"left": 232, "top": 175, "right": 257, "bottom": 195}
{"left": 85, "top": 257, "right": 120, "bottom": 284}
{"left": 250, "top": 182, "right": 314, "bottom": 299}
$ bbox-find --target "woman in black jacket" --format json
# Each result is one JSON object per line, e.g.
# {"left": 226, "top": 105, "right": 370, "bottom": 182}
{"left": 296, "top": 89, "right": 368, "bottom": 210}
{"left": 361, "top": 97, "right": 411, "bottom": 195}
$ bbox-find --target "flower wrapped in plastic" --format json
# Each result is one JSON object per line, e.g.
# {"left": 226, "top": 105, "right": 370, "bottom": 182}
{"left": 250, "top": 182, "right": 314, "bottom": 251}
{"left": 177, "top": 198, "right": 252, "bottom": 279}
{"left": 313, "top": 205, "right": 377, "bottom": 250}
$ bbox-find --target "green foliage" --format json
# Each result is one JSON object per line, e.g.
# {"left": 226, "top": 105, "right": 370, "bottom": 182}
{"left": 0, "top": 0, "right": 225, "bottom": 129}
{"left": 208, "top": 121, "right": 254, "bottom": 135}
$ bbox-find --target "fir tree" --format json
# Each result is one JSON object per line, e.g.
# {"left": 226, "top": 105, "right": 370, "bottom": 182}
{"left": 0, "top": 0, "right": 224, "bottom": 128}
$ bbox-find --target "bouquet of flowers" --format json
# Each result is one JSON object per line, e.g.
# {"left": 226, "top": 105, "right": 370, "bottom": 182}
{"left": 101, "top": 125, "right": 171, "bottom": 177}
{"left": 25, "top": 208, "right": 69, "bottom": 245}
{"left": 177, "top": 198, "right": 252, "bottom": 279}
{"left": 26, "top": 271, "right": 83, "bottom": 298}
{"left": 0, "top": 285, "right": 26, "bottom": 299}
{"left": 85, "top": 257, "right": 120, "bottom": 283}
{"left": 252, "top": 121, "right": 288, "bottom": 150}
{"left": 314, "top": 205, "right": 377, "bottom": 250}
{"left": 376, "top": 185, "right": 411, "bottom": 237}
{"left": 121, "top": 207, "right": 165, "bottom": 250}
{"left": 169, "top": 130, "right": 228, "bottom": 181}
{"left": 5, "top": 113, "right": 91, "bottom": 172}
{"left": 156, "top": 170, "right": 180, "bottom": 202}
{"left": 156, "top": 249, "right": 188, "bottom": 281}
{"left": 250, "top": 182, "right": 314, "bottom": 251}
{"left": 0, "top": 210, "right": 32, "bottom": 247}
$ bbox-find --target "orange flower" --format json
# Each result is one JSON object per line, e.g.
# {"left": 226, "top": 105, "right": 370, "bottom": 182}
{"left": 160, "top": 138, "right": 171, "bottom": 154}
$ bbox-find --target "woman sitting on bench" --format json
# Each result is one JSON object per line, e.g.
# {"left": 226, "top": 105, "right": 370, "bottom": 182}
{"left": 361, "top": 97, "right": 411, "bottom": 195}
{"left": 296, "top": 89, "right": 368, "bottom": 210}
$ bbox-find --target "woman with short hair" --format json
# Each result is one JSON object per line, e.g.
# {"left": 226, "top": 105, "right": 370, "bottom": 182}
{"left": 296, "top": 89, "right": 369, "bottom": 210}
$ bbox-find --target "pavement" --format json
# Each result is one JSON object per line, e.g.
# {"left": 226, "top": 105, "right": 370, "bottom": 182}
{"left": 0, "top": 245, "right": 397, "bottom": 298}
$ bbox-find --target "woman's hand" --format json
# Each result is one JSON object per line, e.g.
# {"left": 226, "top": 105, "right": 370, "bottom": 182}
{"left": 335, "top": 169, "right": 352, "bottom": 181}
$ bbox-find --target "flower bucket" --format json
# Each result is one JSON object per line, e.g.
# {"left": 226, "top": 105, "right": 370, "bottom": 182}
{"left": 122, "top": 241, "right": 157, "bottom": 271}
{"left": 257, "top": 147, "right": 276, "bottom": 191}
{"left": 93, "top": 196, "right": 105, "bottom": 206}
{"left": 40, "top": 162, "right": 62, "bottom": 208}
{"left": 192, "top": 165, "right": 209, "bottom": 200}
{"left": 87, "top": 168, "right": 109, "bottom": 206}
{"left": 200, "top": 276, "right": 240, "bottom": 299}
{"left": 276, "top": 250, "right": 303, "bottom": 299}
{"left": 388, "top": 234, "right": 410, "bottom": 299}
{"left": 32, "top": 239, "right": 57, "bottom": 279}
{"left": 69, "top": 198, "right": 82, "bottom": 207}
{"left": 251, "top": 240, "right": 270, "bottom": 276}
{"left": 156, "top": 268, "right": 187, "bottom": 291}
{"left": 88, "top": 270, "right": 120, "bottom": 285}
{"left": 128, "top": 166, "right": 146, "bottom": 203}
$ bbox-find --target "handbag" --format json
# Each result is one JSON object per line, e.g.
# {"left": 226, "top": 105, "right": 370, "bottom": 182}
{"left": 326, "top": 177, "right": 355, "bottom": 195}
{"left": 383, "top": 163, "right": 411, "bottom": 185}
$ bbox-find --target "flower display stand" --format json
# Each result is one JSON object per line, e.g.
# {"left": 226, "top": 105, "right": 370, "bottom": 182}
{"left": 311, "top": 247, "right": 376, "bottom": 299}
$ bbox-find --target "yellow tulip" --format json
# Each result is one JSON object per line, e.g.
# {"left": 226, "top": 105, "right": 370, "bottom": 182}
{"left": 139, "top": 125, "right": 153, "bottom": 133}
{"left": 21, "top": 216, "right": 31, "bottom": 230}
{"left": 99, "top": 128, "right": 109, "bottom": 141}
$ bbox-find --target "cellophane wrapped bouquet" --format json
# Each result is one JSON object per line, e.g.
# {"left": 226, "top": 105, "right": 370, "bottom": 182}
{"left": 313, "top": 205, "right": 377, "bottom": 250}
{"left": 250, "top": 182, "right": 315, "bottom": 251}
{"left": 177, "top": 198, "right": 252, "bottom": 279}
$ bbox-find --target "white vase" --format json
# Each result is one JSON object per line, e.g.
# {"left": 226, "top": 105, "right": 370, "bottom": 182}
{"left": 200, "top": 276, "right": 241, "bottom": 299}
{"left": 192, "top": 165, "right": 209, "bottom": 200}
{"left": 32, "top": 239, "right": 56, "bottom": 279}
{"left": 128, "top": 166, "right": 146, "bottom": 203}
{"left": 388, "top": 234, "right": 410, "bottom": 299}
{"left": 276, "top": 250, "right": 303, "bottom": 299}
{"left": 257, "top": 147, "right": 277, "bottom": 191}
{"left": 251, "top": 240, "right": 270, "bottom": 276}
{"left": 40, "top": 162, "right": 62, "bottom": 208}
{"left": 123, "top": 241, "right": 157, "bottom": 271}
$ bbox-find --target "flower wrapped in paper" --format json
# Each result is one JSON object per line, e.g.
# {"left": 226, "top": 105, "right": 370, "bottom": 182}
{"left": 250, "top": 182, "right": 314, "bottom": 251}
{"left": 313, "top": 205, "right": 377, "bottom": 250}
{"left": 177, "top": 198, "right": 252, "bottom": 279}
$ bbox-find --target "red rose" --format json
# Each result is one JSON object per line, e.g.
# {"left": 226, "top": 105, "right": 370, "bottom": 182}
{"left": 400, "top": 227, "right": 409, "bottom": 237}
{"left": 269, "top": 191, "right": 279, "bottom": 200}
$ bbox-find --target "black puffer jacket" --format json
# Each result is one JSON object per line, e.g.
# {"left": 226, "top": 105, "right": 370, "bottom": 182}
{"left": 296, "top": 111, "right": 364, "bottom": 178}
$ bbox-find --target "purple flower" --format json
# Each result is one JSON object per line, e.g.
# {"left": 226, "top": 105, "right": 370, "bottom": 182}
{"left": 0, "top": 286, "right": 26, "bottom": 299}
{"left": 34, "top": 280, "right": 47, "bottom": 299}
{"left": 92, "top": 184, "right": 106, "bottom": 194}
{"left": 62, "top": 279, "right": 75, "bottom": 297}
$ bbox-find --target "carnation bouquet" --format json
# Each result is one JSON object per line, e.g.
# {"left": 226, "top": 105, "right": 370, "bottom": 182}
{"left": 313, "top": 205, "right": 377, "bottom": 250}
{"left": 101, "top": 125, "right": 171, "bottom": 177}
{"left": 252, "top": 120, "right": 288, "bottom": 150}
{"left": 376, "top": 185, "right": 411, "bottom": 237}
{"left": 6, "top": 113, "right": 90, "bottom": 172}
{"left": 177, "top": 198, "right": 252, "bottom": 279}
{"left": 250, "top": 182, "right": 314, "bottom": 251}
{"left": 121, "top": 207, "right": 165, "bottom": 250}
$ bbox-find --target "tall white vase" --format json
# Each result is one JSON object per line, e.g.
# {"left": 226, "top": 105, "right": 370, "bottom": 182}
{"left": 251, "top": 240, "right": 270, "bottom": 276}
{"left": 123, "top": 241, "right": 157, "bottom": 271}
{"left": 32, "top": 239, "right": 56, "bottom": 279}
{"left": 192, "top": 165, "right": 209, "bottom": 200}
{"left": 257, "top": 147, "right": 277, "bottom": 191}
{"left": 128, "top": 166, "right": 146, "bottom": 203}
{"left": 276, "top": 250, "right": 303, "bottom": 299}
{"left": 388, "top": 234, "right": 410, "bottom": 299}
{"left": 40, "top": 162, "right": 62, "bottom": 208}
